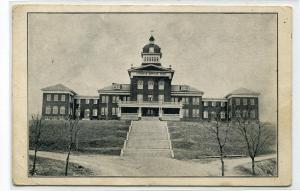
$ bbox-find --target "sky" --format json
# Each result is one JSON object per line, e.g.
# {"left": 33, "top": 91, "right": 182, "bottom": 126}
{"left": 28, "top": 13, "right": 277, "bottom": 123}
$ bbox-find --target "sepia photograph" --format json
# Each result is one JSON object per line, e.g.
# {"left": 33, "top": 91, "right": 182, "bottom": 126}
{"left": 12, "top": 5, "right": 292, "bottom": 186}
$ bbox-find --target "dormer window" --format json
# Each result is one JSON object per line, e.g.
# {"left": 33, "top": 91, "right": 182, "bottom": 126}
{"left": 112, "top": 83, "right": 121, "bottom": 90}
{"left": 180, "top": 85, "right": 189, "bottom": 91}
{"left": 149, "top": 47, "right": 154, "bottom": 53}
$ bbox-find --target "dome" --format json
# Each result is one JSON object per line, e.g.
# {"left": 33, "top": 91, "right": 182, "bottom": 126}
{"left": 142, "top": 35, "right": 161, "bottom": 54}
{"left": 142, "top": 43, "right": 161, "bottom": 54}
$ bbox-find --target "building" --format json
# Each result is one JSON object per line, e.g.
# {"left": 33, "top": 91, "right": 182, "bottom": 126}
{"left": 41, "top": 35, "right": 260, "bottom": 121}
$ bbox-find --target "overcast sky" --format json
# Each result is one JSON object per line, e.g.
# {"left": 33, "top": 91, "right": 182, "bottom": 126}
{"left": 28, "top": 13, "right": 277, "bottom": 123}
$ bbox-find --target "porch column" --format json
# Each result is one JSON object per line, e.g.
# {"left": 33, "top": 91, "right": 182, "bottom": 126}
{"left": 138, "top": 107, "right": 142, "bottom": 118}
{"left": 117, "top": 107, "right": 122, "bottom": 117}
{"left": 179, "top": 108, "right": 183, "bottom": 118}
{"left": 159, "top": 107, "right": 162, "bottom": 117}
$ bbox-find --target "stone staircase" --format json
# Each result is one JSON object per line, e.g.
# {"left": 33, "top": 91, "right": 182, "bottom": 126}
{"left": 121, "top": 119, "right": 174, "bottom": 158}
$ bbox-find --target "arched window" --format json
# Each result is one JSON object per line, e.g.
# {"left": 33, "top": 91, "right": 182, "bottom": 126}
{"left": 60, "top": 106, "right": 65, "bottom": 115}
{"left": 220, "top": 111, "right": 226, "bottom": 119}
{"left": 242, "top": 110, "right": 248, "bottom": 118}
{"left": 148, "top": 80, "right": 154, "bottom": 90}
{"left": 158, "top": 80, "right": 164, "bottom": 90}
{"left": 52, "top": 106, "right": 58, "bottom": 114}
{"left": 149, "top": 47, "right": 154, "bottom": 53}
{"left": 250, "top": 110, "right": 256, "bottom": 118}
{"left": 203, "top": 111, "right": 208, "bottom": 119}
{"left": 45, "top": 106, "right": 51, "bottom": 114}
{"left": 235, "top": 110, "right": 241, "bottom": 118}
{"left": 137, "top": 80, "right": 143, "bottom": 89}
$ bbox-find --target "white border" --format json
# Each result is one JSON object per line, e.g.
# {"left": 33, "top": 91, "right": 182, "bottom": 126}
{"left": 1, "top": 0, "right": 299, "bottom": 190}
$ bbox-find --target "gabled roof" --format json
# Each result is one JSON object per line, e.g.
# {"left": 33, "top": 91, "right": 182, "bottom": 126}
{"left": 41, "top": 84, "right": 77, "bottom": 95}
{"left": 128, "top": 64, "right": 174, "bottom": 72}
{"left": 225, "top": 88, "right": 260, "bottom": 98}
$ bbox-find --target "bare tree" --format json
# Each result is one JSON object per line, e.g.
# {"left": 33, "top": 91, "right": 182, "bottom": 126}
{"left": 30, "top": 114, "right": 43, "bottom": 176}
{"left": 206, "top": 112, "right": 231, "bottom": 176}
{"left": 235, "top": 116, "right": 272, "bottom": 175}
{"left": 64, "top": 116, "right": 80, "bottom": 176}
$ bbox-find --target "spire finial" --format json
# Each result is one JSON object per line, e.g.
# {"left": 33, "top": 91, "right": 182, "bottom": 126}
{"left": 149, "top": 30, "right": 155, "bottom": 43}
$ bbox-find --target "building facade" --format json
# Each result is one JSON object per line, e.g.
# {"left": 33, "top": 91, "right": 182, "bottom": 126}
{"left": 41, "top": 35, "right": 260, "bottom": 121}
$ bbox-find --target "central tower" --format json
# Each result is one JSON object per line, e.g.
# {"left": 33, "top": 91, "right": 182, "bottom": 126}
{"left": 141, "top": 35, "right": 162, "bottom": 66}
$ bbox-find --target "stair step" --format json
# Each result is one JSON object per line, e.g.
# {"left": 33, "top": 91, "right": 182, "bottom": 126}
{"left": 126, "top": 140, "right": 170, "bottom": 149}
{"left": 123, "top": 149, "right": 172, "bottom": 157}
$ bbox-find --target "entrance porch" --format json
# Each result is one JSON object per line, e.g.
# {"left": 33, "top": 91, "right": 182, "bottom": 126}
{"left": 118, "top": 101, "right": 182, "bottom": 121}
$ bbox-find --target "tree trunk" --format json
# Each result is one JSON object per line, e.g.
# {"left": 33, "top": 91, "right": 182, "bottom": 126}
{"left": 31, "top": 147, "right": 38, "bottom": 175}
{"left": 221, "top": 155, "right": 225, "bottom": 176}
{"left": 65, "top": 150, "right": 71, "bottom": 176}
{"left": 251, "top": 157, "right": 255, "bottom": 175}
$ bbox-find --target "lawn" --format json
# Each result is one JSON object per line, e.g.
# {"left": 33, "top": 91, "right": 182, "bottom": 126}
{"left": 29, "top": 120, "right": 131, "bottom": 155}
{"left": 167, "top": 121, "right": 277, "bottom": 159}
{"left": 28, "top": 155, "right": 94, "bottom": 176}
{"left": 235, "top": 158, "right": 277, "bottom": 176}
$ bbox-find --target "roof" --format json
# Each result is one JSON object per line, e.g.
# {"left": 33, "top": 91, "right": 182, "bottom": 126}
{"left": 129, "top": 64, "right": 173, "bottom": 72}
{"left": 98, "top": 83, "right": 130, "bottom": 94}
{"left": 41, "top": 84, "right": 77, "bottom": 95}
{"left": 171, "top": 85, "right": 204, "bottom": 95}
{"left": 74, "top": 95, "right": 98, "bottom": 99}
{"left": 225, "top": 88, "right": 260, "bottom": 98}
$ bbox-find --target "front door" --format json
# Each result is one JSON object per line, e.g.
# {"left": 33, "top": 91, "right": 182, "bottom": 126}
{"left": 142, "top": 108, "right": 158, "bottom": 116}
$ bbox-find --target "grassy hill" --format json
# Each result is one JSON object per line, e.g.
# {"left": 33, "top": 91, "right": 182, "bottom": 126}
{"left": 29, "top": 120, "right": 130, "bottom": 155}
{"left": 168, "top": 121, "right": 277, "bottom": 159}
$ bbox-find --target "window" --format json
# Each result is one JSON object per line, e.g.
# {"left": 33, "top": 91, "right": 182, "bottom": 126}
{"left": 250, "top": 110, "right": 256, "bottom": 118}
{"left": 137, "top": 94, "right": 143, "bottom": 103}
{"left": 46, "top": 94, "right": 51, "bottom": 101}
{"left": 211, "top": 111, "right": 216, "bottom": 119}
{"left": 229, "top": 99, "right": 232, "bottom": 106}
{"left": 193, "top": 97, "right": 200, "bottom": 105}
{"left": 192, "top": 109, "right": 199, "bottom": 117}
{"left": 54, "top": 95, "right": 58, "bottom": 101}
{"left": 101, "top": 107, "right": 108, "bottom": 115}
{"left": 158, "top": 80, "right": 164, "bottom": 90}
{"left": 137, "top": 80, "right": 143, "bottom": 89}
{"left": 204, "top": 101, "right": 208, "bottom": 106}
{"left": 242, "top": 110, "right": 248, "bottom": 118}
{"left": 236, "top": 98, "right": 240, "bottom": 105}
{"left": 203, "top": 111, "right": 208, "bottom": 119}
{"left": 84, "top": 109, "right": 90, "bottom": 118}
{"left": 221, "top": 102, "right": 226, "bottom": 107}
{"left": 112, "top": 96, "right": 118, "bottom": 103}
{"left": 183, "top": 109, "right": 189, "bottom": 117}
{"left": 243, "top": 98, "right": 248, "bottom": 106}
{"left": 102, "top": 96, "right": 109, "bottom": 103}
{"left": 148, "top": 80, "right": 154, "bottom": 90}
{"left": 235, "top": 110, "right": 241, "bottom": 118}
{"left": 86, "top": 99, "right": 90, "bottom": 104}
{"left": 149, "top": 47, "right": 154, "bottom": 53}
{"left": 60, "top": 106, "right": 65, "bottom": 115}
{"left": 112, "top": 107, "right": 117, "bottom": 115}
{"left": 212, "top": 101, "right": 216, "bottom": 107}
{"left": 61, "top": 95, "right": 66, "bottom": 102}
{"left": 77, "top": 99, "right": 81, "bottom": 104}
{"left": 45, "top": 106, "right": 51, "bottom": 114}
{"left": 182, "top": 97, "right": 189, "bottom": 104}
{"left": 93, "top": 109, "right": 98, "bottom": 117}
{"left": 220, "top": 111, "right": 226, "bottom": 119}
{"left": 52, "top": 106, "right": 58, "bottom": 114}
{"left": 148, "top": 95, "right": 153, "bottom": 101}
{"left": 94, "top": 99, "right": 98, "bottom": 104}
{"left": 158, "top": 95, "right": 164, "bottom": 103}
{"left": 250, "top": 99, "right": 255, "bottom": 105}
